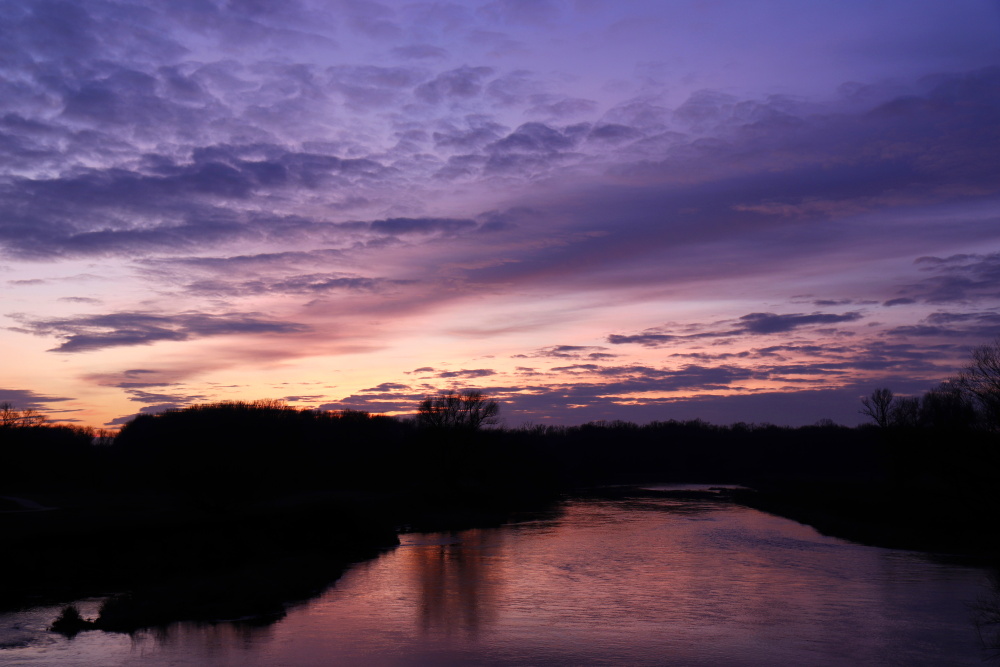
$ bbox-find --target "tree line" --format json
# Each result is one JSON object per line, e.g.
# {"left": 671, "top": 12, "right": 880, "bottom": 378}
{"left": 1, "top": 341, "right": 998, "bottom": 552}
{"left": 860, "top": 337, "right": 1000, "bottom": 431}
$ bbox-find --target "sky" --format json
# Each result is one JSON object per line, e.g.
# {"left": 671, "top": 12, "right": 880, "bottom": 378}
{"left": 2, "top": 0, "right": 1000, "bottom": 429}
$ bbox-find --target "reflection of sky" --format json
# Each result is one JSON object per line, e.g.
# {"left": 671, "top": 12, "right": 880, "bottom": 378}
{"left": 2, "top": 1, "right": 1000, "bottom": 427}
{"left": 5, "top": 495, "right": 985, "bottom": 665}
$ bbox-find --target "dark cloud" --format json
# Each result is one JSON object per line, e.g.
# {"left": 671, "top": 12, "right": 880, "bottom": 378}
{"left": 608, "top": 311, "right": 864, "bottom": 348}
{"left": 893, "top": 253, "right": 1000, "bottom": 303}
{"left": 282, "top": 395, "right": 326, "bottom": 402}
{"left": 183, "top": 273, "right": 413, "bottom": 298}
{"left": 673, "top": 90, "right": 806, "bottom": 134}
{"left": 516, "top": 344, "right": 612, "bottom": 359}
{"left": 125, "top": 389, "right": 207, "bottom": 405}
{"left": 607, "top": 332, "right": 682, "bottom": 347}
{"left": 587, "top": 123, "right": 643, "bottom": 143}
{"left": 415, "top": 66, "right": 493, "bottom": 104}
{"left": 888, "top": 311, "right": 1000, "bottom": 340}
{"left": 361, "top": 382, "right": 410, "bottom": 392}
{"left": 12, "top": 311, "right": 309, "bottom": 353}
{"left": 515, "top": 363, "right": 757, "bottom": 393}
{"left": 461, "top": 68, "right": 1000, "bottom": 293}
{"left": 550, "top": 363, "right": 600, "bottom": 372}
{"left": 437, "top": 368, "right": 497, "bottom": 379}
{"left": 82, "top": 368, "right": 182, "bottom": 390}
{"left": 753, "top": 344, "right": 850, "bottom": 358}
{"left": 143, "top": 249, "right": 347, "bottom": 273}
{"left": 0, "top": 387, "right": 74, "bottom": 410}
{"left": 738, "top": 311, "right": 863, "bottom": 334}
{"left": 0, "top": 145, "right": 393, "bottom": 258}
{"left": 813, "top": 299, "right": 857, "bottom": 306}
{"left": 113, "top": 381, "right": 178, "bottom": 389}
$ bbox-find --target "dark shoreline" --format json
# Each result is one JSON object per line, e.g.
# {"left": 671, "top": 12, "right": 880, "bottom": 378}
{"left": 731, "top": 482, "right": 1000, "bottom": 564}
{"left": 1, "top": 487, "right": 562, "bottom": 634}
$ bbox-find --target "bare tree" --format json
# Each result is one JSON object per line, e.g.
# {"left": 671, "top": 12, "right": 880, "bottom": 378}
{"left": 0, "top": 402, "right": 45, "bottom": 428}
{"left": 958, "top": 337, "right": 1000, "bottom": 430}
{"left": 860, "top": 388, "right": 894, "bottom": 428}
{"left": 416, "top": 390, "right": 500, "bottom": 430}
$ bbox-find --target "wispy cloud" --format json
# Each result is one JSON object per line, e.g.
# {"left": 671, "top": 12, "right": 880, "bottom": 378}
{"left": 11, "top": 311, "right": 309, "bottom": 352}
{"left": 608, "top": 311, "right": 864, "bottom": 347}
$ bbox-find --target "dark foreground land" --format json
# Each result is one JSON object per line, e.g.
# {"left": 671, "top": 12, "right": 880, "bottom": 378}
{"left": 3, "top": 402, "right": 1000, "bottom": 634}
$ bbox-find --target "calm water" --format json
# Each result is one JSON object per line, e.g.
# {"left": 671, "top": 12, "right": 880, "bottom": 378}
{"left": 2, "top": 486, "right": 995, "bottom": 666}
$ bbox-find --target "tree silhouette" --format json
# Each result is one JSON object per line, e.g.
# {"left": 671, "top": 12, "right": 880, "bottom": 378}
{"left": 958, "top": 337, "right": 1000, "bottom": 430}
{"left": 0, "top": 402, "right": 45, "bottom": 428}
{"left": 416, "top": 390, "right": 500, "bottom": 430}
{"left": 860, "top": 388, "right": 894, "bottom": 428}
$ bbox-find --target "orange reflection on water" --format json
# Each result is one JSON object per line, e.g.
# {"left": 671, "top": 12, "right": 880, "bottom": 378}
{"left": 403, "top": 529, "right": 503, "bottom": 639}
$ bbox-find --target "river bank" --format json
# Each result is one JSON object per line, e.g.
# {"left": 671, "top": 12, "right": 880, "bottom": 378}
{"left": 732, "top": 480, "right": 1000, "bottom": 561}
{"left": 1, "top": 484, "right": 562, "bottom": 633}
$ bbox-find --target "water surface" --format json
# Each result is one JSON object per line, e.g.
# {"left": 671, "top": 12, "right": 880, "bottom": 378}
{"left": 1, "top": 486, "right": 992, "bottom": 665}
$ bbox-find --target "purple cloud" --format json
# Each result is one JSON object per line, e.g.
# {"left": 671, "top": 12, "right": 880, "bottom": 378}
{"left": 608, "top": 312, "right": 863, "bottom": 348}
{"left": 3, "top": 1, "right": 999, "bottom": 429}
{"left": 12, "top": 311, "right": 309, "bottom": 353}
{"left": 437, "top": 369, "right": 497, "bottom": 379}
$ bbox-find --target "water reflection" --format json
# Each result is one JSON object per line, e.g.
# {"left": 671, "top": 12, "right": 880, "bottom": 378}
{"left": 136, "top": 621, "right": 275, "bottom": 662}
{"left": 1, "top": 490, "right": 994, "bottom": 666}
{"left": 406, "top": 529, "right": 502, "bottom": 638}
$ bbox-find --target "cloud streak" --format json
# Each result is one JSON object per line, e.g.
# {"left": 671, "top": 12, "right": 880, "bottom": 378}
{"left": 11, "top": 311, "right": 308, "bottom": 353}
{"left": 608, "top": 312, "right": 864, "bottom": 347}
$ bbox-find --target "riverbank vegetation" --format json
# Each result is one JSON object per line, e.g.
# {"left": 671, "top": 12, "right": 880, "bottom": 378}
{"left": 2, "top": 339, "right": 1000, "bottom": 632}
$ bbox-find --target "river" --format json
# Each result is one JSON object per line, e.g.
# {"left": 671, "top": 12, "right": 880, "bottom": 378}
{"left": 1, "top": 485, "right": 995, "bottom": 665}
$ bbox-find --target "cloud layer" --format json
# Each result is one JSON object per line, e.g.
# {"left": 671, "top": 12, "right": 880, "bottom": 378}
{"left": 2, "top": 1, "right": 999, "bottom": 427}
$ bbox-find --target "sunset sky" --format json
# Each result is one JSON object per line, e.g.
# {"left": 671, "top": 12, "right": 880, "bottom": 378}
{"left": 2, "top": 0, "right": 999, "bottom": 428}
